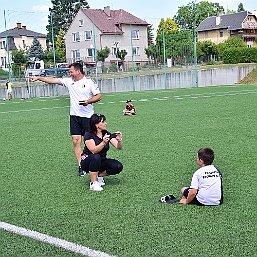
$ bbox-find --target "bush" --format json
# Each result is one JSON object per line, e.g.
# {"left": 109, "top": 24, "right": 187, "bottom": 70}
{"left": 109, "top": 63, "right": 118, "bottom": 72}
{"left": 223, "top": 47, "right": 257, "bottom": 64}
{"left": 0, "top": 68, "right": 9, "bottom": 79}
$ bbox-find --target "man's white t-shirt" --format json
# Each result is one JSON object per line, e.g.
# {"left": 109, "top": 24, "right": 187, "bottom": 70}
{"left": 60, "top": 77, "right": 100, "bottom": 118}
{"left": 190, "top": 165, "right": 223, "bottom": 205}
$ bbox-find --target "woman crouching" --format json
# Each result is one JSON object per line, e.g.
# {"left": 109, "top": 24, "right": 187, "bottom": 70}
{"left": 81, "top": 114, "right": 123, "bottom": 191}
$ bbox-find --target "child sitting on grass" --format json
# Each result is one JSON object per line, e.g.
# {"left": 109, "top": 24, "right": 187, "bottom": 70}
{"left": 123, "top": 100, "right": 136, "bottom": 116}
{"left": 179, "top": 147, "right": 223, "bottom": 206}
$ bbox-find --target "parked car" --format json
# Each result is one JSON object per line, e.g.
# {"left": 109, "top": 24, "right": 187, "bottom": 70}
{"left": 41, "top": 67, "right": 70, "bottom": 77}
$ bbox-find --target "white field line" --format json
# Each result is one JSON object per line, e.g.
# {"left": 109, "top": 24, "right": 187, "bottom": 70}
{"left": 0, "top": 106, "right": 69, "bottom": 114}
{"left": 0, "top": 90, "right": 256, "bottom": 115}
{"left": 0, "top": 222, "right": 116, "bottom": 257}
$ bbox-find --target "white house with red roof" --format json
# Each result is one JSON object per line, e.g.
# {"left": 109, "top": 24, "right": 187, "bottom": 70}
{"left": 0, "top": 23, "right": 47, "bottom": 69}
{"left": 65, "top": 6, "right": 149, "bottom": 67}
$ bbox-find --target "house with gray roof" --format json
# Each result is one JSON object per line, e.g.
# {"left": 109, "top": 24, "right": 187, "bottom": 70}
{"left": 0, "top": 23, "right": 47, "bottom": 69}
{"left": 65, "top": 6, "right": 149, "bottom": 68}
{"left": 197, "top": 11, "right": 257, "bottom": 47}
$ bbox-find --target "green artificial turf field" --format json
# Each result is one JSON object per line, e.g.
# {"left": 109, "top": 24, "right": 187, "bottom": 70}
{"left": 1, "top": 84, "right": 256, "bottom": 257}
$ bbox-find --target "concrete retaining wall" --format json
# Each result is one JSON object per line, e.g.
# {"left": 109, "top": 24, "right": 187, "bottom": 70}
{"left": 0, "top": 65, "right": 255, "bottom": 99}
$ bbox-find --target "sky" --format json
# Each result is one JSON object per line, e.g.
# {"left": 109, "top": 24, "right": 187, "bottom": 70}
{"left": 0, "top": 0, "right": 256, "bottom": 35}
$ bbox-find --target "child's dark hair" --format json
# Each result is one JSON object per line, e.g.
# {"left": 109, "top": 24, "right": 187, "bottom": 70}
{"left": 198, "top": 147, "right": 214, "bottom": 165}
{"left": 90, "top": 114, "right": 106, "bottom": 134}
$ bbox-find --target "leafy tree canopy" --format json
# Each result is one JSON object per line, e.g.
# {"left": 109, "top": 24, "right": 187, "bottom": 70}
{"left": 117, "top": 49, "right": 127, "bottom": 62}
{"left": 46, "top": 0, "right": 89, "bottom": 40}
{"left": 12, "top": 50, "right": 28, "bottom": 65}
{"left": 97, "top": 47, "right": 110, "bottom": 63}
{"left": 56, "top": 28, "right": 66, "bottom": 62}
{"left": 174, "top": 1, "right": 225, "bottom": 31}
{"left": 237, "top": 3, "right": 245, "bottom": 12}
{"left": 156, "top": 18, "right": 178, "bottom": 49}
{"left": 147, "top": 25, "right": 154, "bottom": 46}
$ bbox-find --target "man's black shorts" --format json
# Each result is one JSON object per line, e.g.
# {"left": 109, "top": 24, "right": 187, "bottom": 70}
{"left": 70, "top": 115, "right": 90, "bottom": 136}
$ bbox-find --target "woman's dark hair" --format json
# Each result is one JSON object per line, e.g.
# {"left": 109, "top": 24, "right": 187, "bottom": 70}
{"left": 198, "top": 147, "right": 214, "bottom": 165}
{"left": 69, "top": 62, "right": 84, "bottom": 74}
{"left": 90, "top": 114, "right": 106, "bottom": 134}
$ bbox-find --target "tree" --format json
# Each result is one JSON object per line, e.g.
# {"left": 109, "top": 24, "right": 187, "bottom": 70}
{"left": 145, "top": 44, "right": 159, "bottom": 64}
{"left": 12, "top": 50, "right": 28, "bottom": 65}
{"left": 28, "top": 37, "right": 44, "bottom": 61}
{"left": 11, "top": 50, "right": 28, "bottom": 77}
{"left": 43, "top": 49, "right": 63, "bottom": 67}
{"left": 46, "top": 0, "right": 89, "bottom": 40}
{"left": 155, "top": 18, "right": 178, "bottom": 61}
{"left": 174, "top": 1, "right": 225, "bottom": 31}
{"left": 237, "top": 3, "right": 245, "bottom": 12}
{"left": 97, "top": 47, "right": 110, "bottom": 72}
{"left": 56, "top": 28, "right": 66, "bottom": 62}
{"left": 117, "top": 49, "right": 127, "bottom": 70}
{"left": 147, "top": 25, "right": 154, "bottom": 46}
{"left": 165, "top": 30, "right": 194, "bottom": 65}
{"left": 197, "top": 40, "right": 218, "bottom": 62}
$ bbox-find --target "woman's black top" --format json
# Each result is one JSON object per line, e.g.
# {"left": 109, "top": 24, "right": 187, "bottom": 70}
{"left": 83, "top": 130, "right": 110, "bottom": 157}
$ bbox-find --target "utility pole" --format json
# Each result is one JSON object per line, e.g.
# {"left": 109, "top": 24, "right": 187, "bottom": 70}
{"left": 50, "top": 12, "right": 56, "bottom": 70}
{"left": 193, "top": 0, "right": 198, "bottom": 87}
{"left": 4, "top": 10, "right": 11, "bottom": 81}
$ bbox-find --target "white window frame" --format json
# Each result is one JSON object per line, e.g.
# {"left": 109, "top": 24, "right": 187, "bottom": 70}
{"left": 72, "top": 32, "right": 80, "bottom": 42}
{"left": 132, "top": 47, "right": 140, "bottom": 56}
{"left": 132, "top": 30, "right": 139, "bottom": 39}
{"left": 85, "top": 31, "right": 92, "bottom": 40}
{"left": 71, "top": 49, "right": 80, "bottom": 59}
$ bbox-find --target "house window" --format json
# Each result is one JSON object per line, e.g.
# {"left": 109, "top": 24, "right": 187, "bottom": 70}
{"left": 85, "top": 31, "right": 92, "bottom": 40}
{"left": 1, "top": 57, "right": 6, "bottom": 66}
{"left": 247, "top": 38, "right": 253, "bottom": 48}
{"left": 132, "top": 47, "right": 140, "bottom": 56}
{"left": 219, "top": 30, "right": 223, "bottom": 37}
{"left": 0, "top": 41, "right": 5, "bottom": 49}
{"left": 79, "top": 19, "right": 84, "bottom": 27}
{"left": 131, "top": 30, "right": 139, "bottom": 39}
{"left": 72, "top": 32, "right": 80, "bottom": 42}
{"left": 87, "top": 48, "right": 95, "bottom": 58}
{"left": 71, "top": 50, "right": 80, "bottom": 59}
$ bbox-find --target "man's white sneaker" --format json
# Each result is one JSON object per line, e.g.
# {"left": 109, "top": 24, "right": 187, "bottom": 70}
{"left": 97, "top": 176, "right": 105, "bottom": 186}
{"left": 90, "top": 181, "right": 103, "bottom": 192}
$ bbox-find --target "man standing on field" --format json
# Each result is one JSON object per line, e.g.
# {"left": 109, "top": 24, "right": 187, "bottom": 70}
{"left": 28, "top": 62, "right": 101, "bottom": 176}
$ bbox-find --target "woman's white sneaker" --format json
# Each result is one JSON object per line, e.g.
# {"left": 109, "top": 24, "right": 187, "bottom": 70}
{"left": 90, "top": 181, "right": 103, "bottom": 192}
{"left": 97, "top": 176, "right": 105, "bottom": 186}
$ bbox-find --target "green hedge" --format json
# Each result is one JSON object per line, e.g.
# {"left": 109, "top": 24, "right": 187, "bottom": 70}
{"left": 223, "top": 47, "right": 257, "bottom": 64}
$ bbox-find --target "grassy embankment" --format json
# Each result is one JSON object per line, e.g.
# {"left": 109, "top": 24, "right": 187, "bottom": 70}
{"left": 239, "top": 66, "right": 257, "bottom": 84}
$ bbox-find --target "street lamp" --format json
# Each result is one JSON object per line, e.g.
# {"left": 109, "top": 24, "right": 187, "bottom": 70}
{"left": 193, "top": 0, "right": 198, "bottom": 87}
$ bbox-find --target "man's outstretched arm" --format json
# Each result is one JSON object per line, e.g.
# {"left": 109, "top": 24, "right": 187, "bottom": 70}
{"left": 27, "top": 76, "right": 62, "bottom": 85}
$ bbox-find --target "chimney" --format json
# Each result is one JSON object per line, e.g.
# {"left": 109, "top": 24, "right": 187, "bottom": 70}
{"left": 216, "top": 16, "right": 221, "bottom": 26}
{"left": 22, "top": 25, "right": 26, "bottom": 29}
{"left": 104, "top": 6, "right": 111, "bottom": 17}
{"left": 16, "top": 23, "right": 22, "bottom": 29}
